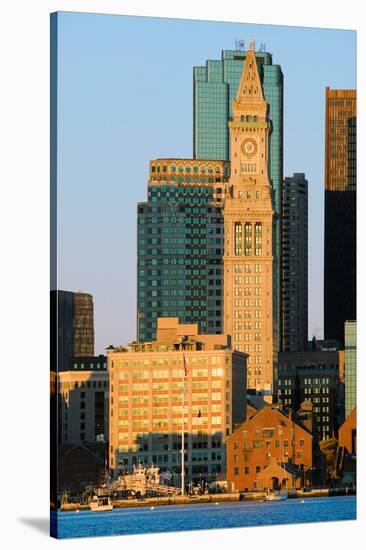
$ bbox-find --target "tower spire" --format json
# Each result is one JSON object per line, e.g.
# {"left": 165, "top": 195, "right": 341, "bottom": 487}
{"left": 234, "top": 40, "right": 264, "bottom": 107}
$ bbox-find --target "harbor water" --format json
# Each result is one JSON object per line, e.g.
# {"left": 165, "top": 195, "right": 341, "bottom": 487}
{"left": 53, "top": 495, "right": 356, "bottom": 539}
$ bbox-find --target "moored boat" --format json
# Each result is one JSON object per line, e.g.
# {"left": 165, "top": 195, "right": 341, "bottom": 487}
{"left": 265, "top": 490, "right": 288, "bottom": 501}
{"left": 89, "top": 495, "right": 113, "bottom": 512}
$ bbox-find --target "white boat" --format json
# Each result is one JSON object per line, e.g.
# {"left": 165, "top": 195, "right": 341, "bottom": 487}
{"left": 89, "top": 495, "right": 113, "bottom": 512}
{"left": 265, "top": 490, "right": 288, "bottom": 501}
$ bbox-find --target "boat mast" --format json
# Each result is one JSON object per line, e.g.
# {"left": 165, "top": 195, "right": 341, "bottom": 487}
{"left": 181, "top": 353, "right": 185, "bottom": 495}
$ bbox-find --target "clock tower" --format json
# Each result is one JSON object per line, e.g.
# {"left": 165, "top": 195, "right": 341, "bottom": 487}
{"left": 223, "top": 40, "right": 276, "bottom": 395}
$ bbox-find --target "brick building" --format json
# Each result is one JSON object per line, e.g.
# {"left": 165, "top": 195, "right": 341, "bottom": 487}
{"left": 336, "top": 408, "right": 356, "bottom": 488}
{"left": 226, "top": 405, "right": 312, "bottom": 492}
{"left": 339, "top": 407, "right": 356, "bottom": 455}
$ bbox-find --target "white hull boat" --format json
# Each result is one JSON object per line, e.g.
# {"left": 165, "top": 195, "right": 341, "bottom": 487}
{"left": 265, "top": 490, "right": 288, "bottom": 501}
{"left": 89, "top": 496, "right": 113, "bottom": 512}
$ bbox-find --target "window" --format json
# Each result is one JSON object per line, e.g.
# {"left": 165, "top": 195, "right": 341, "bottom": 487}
{"left": 235, "top": 222, "right": 242, "bottom": 256}
{"left": 256, "top": 466, "right": 261, "bottom": 473}
{"left": 244, "top": 223, "right": 252, "bottom": 255}
{"left": 254, "top": 223, "right": 262, "bottom": 255}
{"left": 234, "top": 467, "right": 239, "bottom": 476}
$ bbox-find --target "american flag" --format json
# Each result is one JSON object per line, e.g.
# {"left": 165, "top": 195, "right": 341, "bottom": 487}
{"left": 183, "top": 354, "right": 189, "bottom": 377}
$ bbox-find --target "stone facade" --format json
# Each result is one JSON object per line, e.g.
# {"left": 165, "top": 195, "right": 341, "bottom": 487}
{"left": 223, "top": 40, "right": 276, "bottom": 394}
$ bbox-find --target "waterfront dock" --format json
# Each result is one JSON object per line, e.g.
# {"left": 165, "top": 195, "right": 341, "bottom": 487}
{"left": 60, "top": 487, "right": 355, "bottom": 511}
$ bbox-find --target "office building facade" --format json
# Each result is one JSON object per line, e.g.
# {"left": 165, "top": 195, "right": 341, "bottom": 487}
{"left": 108, "top": 318, "right": 247, "bottom": 482}
{"left": 324, "top": 89, "right": 356, "bottom": 345}
{"left": 281, "top": 173, "right": 308, "bottom": 352}
{"left": 51, "top": 290, "right": 95, "bottom": 372}
{"left": 345, "top": 320, "right": 356, "bottom": 418}
{"left": 277, "top": 353, "right": 341, "bottom": 440}
{"left": 223, "top": 41, "right": 276, "bottom": 394}
{"left": 58, "top": 360, "right": 109, "bottom": 445}
{"left": 137, "top": 159, "right": 230, "bottom": 342}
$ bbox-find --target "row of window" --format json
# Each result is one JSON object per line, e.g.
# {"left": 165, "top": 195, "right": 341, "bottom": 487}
{"left": 234, "top": 310, "right": 263, "bottom": 319}
{"left": 234, "top": 298, "right": 262, "bottom": 307}
{"left": 234, "top": 276, "right": 262, "bottom": 283}
{"left": 151, "top": 164, "right": 223, "bottom": 174}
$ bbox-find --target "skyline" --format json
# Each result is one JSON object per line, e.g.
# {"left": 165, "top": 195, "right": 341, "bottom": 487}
{"left": 56, "top": 12, "right": 356, "bottom": 354}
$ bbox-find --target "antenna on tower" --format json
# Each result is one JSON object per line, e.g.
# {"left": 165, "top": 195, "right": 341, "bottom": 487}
{"left": 235, "top": 39, "right": 245, "bottom": 51}
{"left": 260, "top": 42, "right": 266, "bottom": 52}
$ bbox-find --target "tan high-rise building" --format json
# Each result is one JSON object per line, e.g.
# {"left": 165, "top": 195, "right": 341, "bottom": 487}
{"left": 223, "top": 40, "right": 276, "bottom": 395}
{"left": 108, "top": 318, "right": 247, "bottom": 483}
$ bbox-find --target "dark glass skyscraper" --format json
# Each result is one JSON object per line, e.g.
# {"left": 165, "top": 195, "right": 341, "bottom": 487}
{"left": 281, "top": 173, "right": 308, "bottom": 352}
{"left": 324, "top": 89, "right": 356, "bottom": 346}
{"left": 51, "top": 290, "right": 95, "bottom": 371}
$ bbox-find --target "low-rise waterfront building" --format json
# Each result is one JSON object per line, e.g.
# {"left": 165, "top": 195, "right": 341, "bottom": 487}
{"left": 226, "top": 405, "right": 312, "bottom": 492}
{"left": 58, "top": 357, "right": 109, "bottom": 445}
{"left": 108, "top": 317, "right": 247, "bottom": 483}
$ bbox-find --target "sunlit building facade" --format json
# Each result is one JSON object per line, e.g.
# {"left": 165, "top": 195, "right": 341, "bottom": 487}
{"left": 223, "top": 41, "right": 276, "bottom": 394}
{"left": 108, "top": 318, "right": 247, "bottom": 482}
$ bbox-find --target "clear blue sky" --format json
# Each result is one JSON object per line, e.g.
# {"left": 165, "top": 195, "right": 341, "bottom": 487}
{"left": 56, "top": 12, "right": 356, "bottom": 354}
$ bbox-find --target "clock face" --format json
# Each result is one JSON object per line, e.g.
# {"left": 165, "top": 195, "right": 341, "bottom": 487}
{"left": 241, "top": 138, "right": 258, "bottom": 158}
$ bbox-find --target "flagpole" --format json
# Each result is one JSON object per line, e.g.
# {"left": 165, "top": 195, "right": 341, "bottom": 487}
{"left": 181, "top": 353, "right": 185, "bottom": 496}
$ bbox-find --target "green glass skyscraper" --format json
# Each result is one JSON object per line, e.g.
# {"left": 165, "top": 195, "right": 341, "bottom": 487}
{"left": 137, "top": 159, "right": 229, "bottom": 342}
{"left": 193, "top": 47, "right": 283, "bottom": 209}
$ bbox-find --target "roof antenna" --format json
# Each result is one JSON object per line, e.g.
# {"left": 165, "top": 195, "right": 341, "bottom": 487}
{"left": 235, "top": 39, "right": 245, "bottom": 51}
